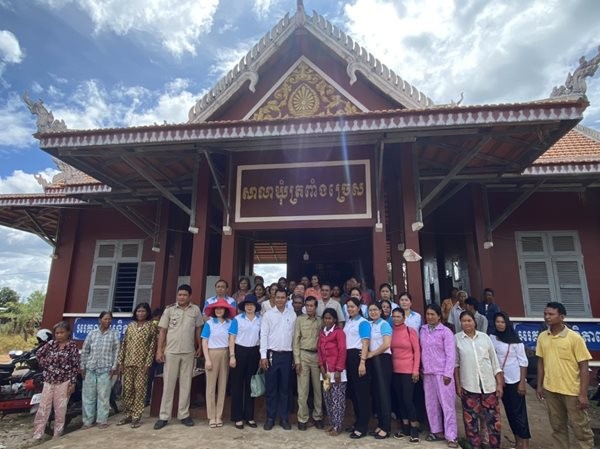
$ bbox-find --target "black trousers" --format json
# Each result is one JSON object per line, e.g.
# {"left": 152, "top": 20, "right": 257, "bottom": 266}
{"left": 229, "top": 344, "right": 260, "bottom": 422}
{"left": 502, "top": 382, "right": 531, "bottom": 439}
{"left": 265, "top": 350, "right": 293, "bottom": 422}
{"left": 346, "top": 348, "right": 371, "bottom": 434}
{"left": 392, "top": 373, "right": 418, "bottom": 421}
{"left": 368, "top": 353, "right": 392, "bottom": 432}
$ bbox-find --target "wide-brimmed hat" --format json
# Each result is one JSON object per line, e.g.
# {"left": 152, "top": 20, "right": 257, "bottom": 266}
{"left": 238, "top": 294, "right": 261, "bottom": 313}
{"left": 205, "top": 298, "right": 237, "bottom": 318}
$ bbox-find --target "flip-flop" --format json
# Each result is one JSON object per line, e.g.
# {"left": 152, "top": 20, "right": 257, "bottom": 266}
{"left": 426, "top": 433, "right": 442, "bottom": 441}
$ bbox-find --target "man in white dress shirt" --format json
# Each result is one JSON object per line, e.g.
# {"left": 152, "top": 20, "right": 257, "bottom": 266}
{"left": 260, "top": 288, "right": 297, "bottom": 430}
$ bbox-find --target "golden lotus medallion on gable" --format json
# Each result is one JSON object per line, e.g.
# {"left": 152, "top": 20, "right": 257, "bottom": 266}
{"left": 251, "top": 60, "right": 361, "bottom": 121}
{"left": 288, "top": 83, "right": 320, "bottom": 117}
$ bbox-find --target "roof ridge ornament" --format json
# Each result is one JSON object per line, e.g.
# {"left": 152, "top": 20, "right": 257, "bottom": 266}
{"left": 551, "top": 46, "right": 600, "bottom": 99}
{"left": 22, "top": 92, "right": 67, "bottom": 134}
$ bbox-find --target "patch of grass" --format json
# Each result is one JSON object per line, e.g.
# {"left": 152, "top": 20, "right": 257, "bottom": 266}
{"left": 0, "top": 332, "right": 35, "bottom": 355}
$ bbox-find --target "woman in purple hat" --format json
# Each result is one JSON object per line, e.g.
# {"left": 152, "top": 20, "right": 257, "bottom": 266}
{"left": 201, "top": 298, "right": 236, "bottom": 428}
{"left": 228, "top": 294, "right": 262, "bottom": 429}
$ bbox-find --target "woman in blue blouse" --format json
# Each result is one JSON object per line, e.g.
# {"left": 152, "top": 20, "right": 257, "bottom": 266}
{"left": 366, "top": 302, "right": 393, "bottom": 439}
{"left": 201, "top": 298, "right": 235, "bottom": 428}
{"left": 344, "top": 297, "right": 371, "bottom": 439}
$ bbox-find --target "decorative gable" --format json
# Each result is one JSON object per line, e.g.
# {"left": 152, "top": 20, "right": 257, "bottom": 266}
{"left": 247, "top": 57, "right": 366, "bottom": 121}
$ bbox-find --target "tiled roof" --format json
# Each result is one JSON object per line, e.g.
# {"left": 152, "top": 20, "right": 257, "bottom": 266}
{"left": 534, "top": 125, "right": 600, "bottom": 164}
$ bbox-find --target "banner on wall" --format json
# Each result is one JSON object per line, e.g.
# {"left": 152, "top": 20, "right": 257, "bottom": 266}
{"left": 513, "top": 321, "right": 600, "bottom": 352}
{"left": 72, "top": 317, "right": 132, "bottom": 341}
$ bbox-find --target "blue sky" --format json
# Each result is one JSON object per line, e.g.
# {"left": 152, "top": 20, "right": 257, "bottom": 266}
{"left": 1, "top": 0, "right": 599, "bottom": 298}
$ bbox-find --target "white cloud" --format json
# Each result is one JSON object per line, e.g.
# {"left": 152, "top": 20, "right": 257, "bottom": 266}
{"left": 343, "top": 0, "right": 600, "bottom": 106}
{"left": 0, "top": 168, "right": 53, "bottom": 194}
{"left": 0, "top": 30, "right": 23, "bottom": 64}
{"left": 0, "top": 226, "right": 52, "bottom": 298}
{"left": 0, "top": 29, "right": 24, "bottom": 83}
{"left": 47, "top": 78, "right": 206, "bottom": 129}
{"left": 208, "top": 41, "right": 256, "bottom": 79}
{"left": 253, "top": 0, "right": 283, "bottom": 19}
{"left": 39, "top": 0, "right": 220, "bottom": 57}
{"left": 0, "top": 93, "right": 36, "bottom": 148}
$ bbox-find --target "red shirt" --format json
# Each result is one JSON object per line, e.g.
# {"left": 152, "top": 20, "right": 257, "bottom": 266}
{"left": 390, "top": 324, "right": 420, "bottom": 375}
{"left": 317, "top": 325, "right": 346, "bottom": 373}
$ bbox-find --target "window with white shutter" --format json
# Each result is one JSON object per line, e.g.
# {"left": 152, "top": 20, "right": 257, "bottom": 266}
{"left": 86, "top": 240, "right": 152, "bottom": 312}
{"left": 134, "top": 262, "right": 155, "bottom": 306}
{"left": 516, "top": 231, "right": 591, "bottom": 317}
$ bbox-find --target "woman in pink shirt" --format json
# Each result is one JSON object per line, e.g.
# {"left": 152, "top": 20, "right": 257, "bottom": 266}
{"left": 390, "top": 308, "right": 421, "bottom": 443}
{"left": 317, "top": 308, "right": 347, "bottom": 436}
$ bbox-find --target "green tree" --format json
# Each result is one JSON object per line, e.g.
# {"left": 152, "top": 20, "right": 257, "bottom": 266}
{"left": 0, "top": 287, "right": 20, "bottom": 311}
{"left": 7, "top": 290, "right": 45, "bottom": 340}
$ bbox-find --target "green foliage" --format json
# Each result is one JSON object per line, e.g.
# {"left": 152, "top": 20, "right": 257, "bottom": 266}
{"left": 0, "top": 289, "right": 45, "bottom": 341}
{"left": 0, "top": 287, "right": 20, "bottom": 311}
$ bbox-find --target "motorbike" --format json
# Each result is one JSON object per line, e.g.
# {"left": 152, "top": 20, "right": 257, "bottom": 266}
{"left": 0, "top": 348, "right": 44, "bottom": 416}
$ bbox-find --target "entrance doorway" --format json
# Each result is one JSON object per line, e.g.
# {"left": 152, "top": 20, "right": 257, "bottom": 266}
{"left": 243, "top": 227, "right": 375, "bottom": 291}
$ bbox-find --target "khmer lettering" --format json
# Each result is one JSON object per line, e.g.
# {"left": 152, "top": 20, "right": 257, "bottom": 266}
{"left": 249, "top": 178, "right": 366, "bottom": 206}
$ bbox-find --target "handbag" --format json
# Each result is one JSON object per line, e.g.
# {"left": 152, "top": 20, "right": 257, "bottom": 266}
{"left": 250, "top": 368, "right": 266, "bottom": 397}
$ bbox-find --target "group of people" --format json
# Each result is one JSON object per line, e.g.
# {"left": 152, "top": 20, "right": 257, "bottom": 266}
{"left": 30, "top": 276, "right": 595, "bottom": 449}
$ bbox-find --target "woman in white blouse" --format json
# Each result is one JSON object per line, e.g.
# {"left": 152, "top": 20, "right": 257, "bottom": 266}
{"left": 454, "top": 310, "right": 504, "bottom": 449}
{"left": 201, "top": 298, "right": 236, "bottom": 428}
{"left": 398, "top": 292, "right": 422, "bottom": 332}
{"left": 491, "top": 312, "right": 531, "bottom": 449}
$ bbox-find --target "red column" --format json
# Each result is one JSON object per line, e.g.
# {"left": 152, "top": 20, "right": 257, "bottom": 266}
{"left": 151, "top": 201, "right": 170, "bottom": 309}
{"left": 219, "top": 230, "right": 237, "bottom": 294}
{"left": 189, "top": 163, "right": 211, "bottom": 306}
{"left": 42, "top": 209, "right": 80, "bottom": 327}
{"left": 386, "top": 157, "right": 407, "bottom": 296}
{"left": 400, "top": 147, "right": 425, "bottom": 314}
{"left": 468, "top": 185, "right": 495, "bottom": 296}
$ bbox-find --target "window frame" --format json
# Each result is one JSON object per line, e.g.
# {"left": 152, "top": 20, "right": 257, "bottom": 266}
{"left": 516, "top": 231, "right": 591, "bottom": 317}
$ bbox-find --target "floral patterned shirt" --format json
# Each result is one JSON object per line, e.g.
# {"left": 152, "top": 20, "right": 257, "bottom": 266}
{"left": 36, "top": 340, "right": 80, "bottom": 384}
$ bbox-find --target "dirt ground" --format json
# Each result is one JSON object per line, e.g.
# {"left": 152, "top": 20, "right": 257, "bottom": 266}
{"left": 1, "top": 385, "right": 598, "bottom": 449}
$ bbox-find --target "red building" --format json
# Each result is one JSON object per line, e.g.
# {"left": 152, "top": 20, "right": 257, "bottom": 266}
{"left": 0, "top": 4, "right": 598, "bottom": 336}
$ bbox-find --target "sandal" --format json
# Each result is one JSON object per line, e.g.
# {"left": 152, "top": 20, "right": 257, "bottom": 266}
{"left": 209, "top": 420, "right": 217, "bottom": 428}
{"left": 131, "top": 419, "right": 141, "bottom": 429}
{"left": 216, "top": 421, "right": 223, "bottom": 427}
{"left": 374, "top": 430, "right": 390, "bottom": 439}
{"left": 117, "top": 417, "right": 132, "bottom": 426}
{"left": 448, "top": 440, "right": 459, "bottom": 448}
{"left": 427, "top": 433, "right": 443, "bottom": 441}
{"left": 98, "top": 423, "right": 110, "bottom": 429}
{"left": 349, "top": 431, "right": 365, "bottom": 439}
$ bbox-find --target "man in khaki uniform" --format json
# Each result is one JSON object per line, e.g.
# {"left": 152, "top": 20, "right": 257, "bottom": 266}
{"left": 293, "top": 296, "right": 323, "bottom": 430}
{"left": 154, "top": 284, "right": 203, "bottom": 429}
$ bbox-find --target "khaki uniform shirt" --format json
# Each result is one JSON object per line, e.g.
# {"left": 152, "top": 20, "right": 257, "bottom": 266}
{"left": 159, "top": 302, "right": 204, "bottom": 354}
{"left": 293, "top": 314, "right": 322, "bottom": 364}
